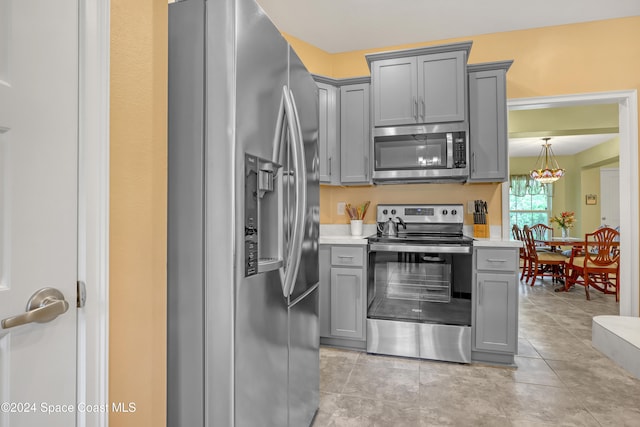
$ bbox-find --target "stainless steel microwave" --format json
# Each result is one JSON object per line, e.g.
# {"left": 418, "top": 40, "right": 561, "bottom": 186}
{"left": 372, "top": 123, "right": 468, "bottom": 183}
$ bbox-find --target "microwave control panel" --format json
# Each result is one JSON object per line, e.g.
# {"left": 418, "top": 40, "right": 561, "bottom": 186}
{"left": 453, "top": 135, "right": 466, "bottom": 168}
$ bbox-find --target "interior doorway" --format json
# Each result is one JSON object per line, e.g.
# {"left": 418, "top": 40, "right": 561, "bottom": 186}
{"left": 502, "top": 90, "right": 638, "bottom": 317}
{"left": 600, "top": 168, "right": 620, "bottom": 228}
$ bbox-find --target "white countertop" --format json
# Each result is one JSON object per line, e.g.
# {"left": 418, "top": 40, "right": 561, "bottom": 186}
{"left": 473, "top": 238, "right": 523, "bottom": 248}
{"left": 320, "top": 224, "right": 522, "bottom": 247}
{"left": 319, "top": 224, "right": 375, "bottom": 245}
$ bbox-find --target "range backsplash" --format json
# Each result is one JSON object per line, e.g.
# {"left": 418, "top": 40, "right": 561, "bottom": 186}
{"left": 320, "top": 182, "right": 502, "bottom": 225}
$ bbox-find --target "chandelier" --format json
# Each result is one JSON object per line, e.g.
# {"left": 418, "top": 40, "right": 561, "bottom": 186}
{"left": 529, "top": 137, "right": 565, "bottom": 184}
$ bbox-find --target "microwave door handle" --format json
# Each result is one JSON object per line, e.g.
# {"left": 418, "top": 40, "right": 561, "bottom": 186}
{"left": 446, "top": 133, "right": 453, "bottom": 168}
{"left": 284, "top": 88, "right": 307, "bottom": 297}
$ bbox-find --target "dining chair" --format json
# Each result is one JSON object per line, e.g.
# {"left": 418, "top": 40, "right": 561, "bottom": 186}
{"left": 522, "top": 225, "right": 567, "bottom": 286}
{"left": 512, "top": 224, "right": 529, "bottom": 281}
{"left": 530, "top": 223, "right": 553, "bottom": 251}
{"left": 564, "top": 227, "right": 620, "bottom": 301}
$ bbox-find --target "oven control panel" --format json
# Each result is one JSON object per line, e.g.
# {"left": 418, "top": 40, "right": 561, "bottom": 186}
{"left": 376, "top": 204, "right": 464, "bottom": 224}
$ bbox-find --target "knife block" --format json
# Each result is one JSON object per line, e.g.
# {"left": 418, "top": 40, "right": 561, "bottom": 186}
{"left": 473, "top": 215, "right": 490, "bottom": 238}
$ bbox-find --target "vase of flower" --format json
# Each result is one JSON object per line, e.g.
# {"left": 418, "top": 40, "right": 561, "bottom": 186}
{"left": 550, "top": 211, "right": 576, "bottom": 238}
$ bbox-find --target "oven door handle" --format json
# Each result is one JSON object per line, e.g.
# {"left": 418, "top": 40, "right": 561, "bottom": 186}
{"left": 368, "top": 243, "right": 472, "bottom": 254}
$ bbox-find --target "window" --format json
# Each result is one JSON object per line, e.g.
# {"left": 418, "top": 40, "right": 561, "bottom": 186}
{"left": 509, "top": 175, "right": 552, "bottom": 229}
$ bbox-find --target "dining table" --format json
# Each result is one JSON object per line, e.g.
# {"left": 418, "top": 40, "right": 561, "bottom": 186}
{"left": 533, "top": 237, "right": 620, "bottom": 292}
{"left": 535, "top": 237, "right": 620, "bottom": 251}
{"left": 534, "top": 236, "right": 586, "bottom": 252}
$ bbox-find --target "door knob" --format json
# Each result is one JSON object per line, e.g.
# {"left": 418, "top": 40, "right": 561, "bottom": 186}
{"left": 1, "top": 287, "right": 69, "bottom": 329}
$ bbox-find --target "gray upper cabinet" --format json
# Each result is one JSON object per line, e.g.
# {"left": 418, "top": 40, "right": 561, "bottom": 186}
{"left": 417, "top": 51, "right": 467, "bottom": 123}
{"left": 467, "top": 61, "right": 513, "bottom": 182}
{"left": 370, "top": 56, "right": 417, "bottom": 126}
{"left": 340, "top": 82, "right": 370, "bottom": 184}
{"left": 313, "top": 75, "right": 371, "bottom": 186}
{"left": 367, "top": 42, "right": 472, "bottom": 127}
{"left": 315, "top": 80, "right": 340, "bottom": 184}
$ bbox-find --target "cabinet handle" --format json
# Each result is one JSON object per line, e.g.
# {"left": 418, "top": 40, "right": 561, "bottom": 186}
{"left": 338, "top": 255, "right": 354, "bottom": 259}
{"left": 472, "top": 152, "right": 476, "bottom": 174}
{"left": 486, "top": 259, "right": 507, "bottom": 263}
{"left": 413, "top": 97, "right": 418, "bottom": 121}
{"left": 328, "top": 157, "right": 332, "bottom": 175}
{"left": 478, "top": 281, "right": 483, "bottom": 306}
{"left": 420, "top": 97, "right": 425, "bottom": 120}
{"left": 364, "top": 155, "right": 369, "bottom": 179}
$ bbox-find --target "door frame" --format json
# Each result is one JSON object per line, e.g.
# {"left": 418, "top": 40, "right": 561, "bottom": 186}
{"left": 502, "top": 89, "right": 639, "bottom": 317}
{"left": 77, "top": 1, "right": 110, "bottom": 426}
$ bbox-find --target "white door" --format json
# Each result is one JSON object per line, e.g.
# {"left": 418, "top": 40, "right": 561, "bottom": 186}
{"left": 0, "top": 1, "right": 78, "bottom": 426}
{"left": 600, "top": 168, "right": 620, "bottom": 228}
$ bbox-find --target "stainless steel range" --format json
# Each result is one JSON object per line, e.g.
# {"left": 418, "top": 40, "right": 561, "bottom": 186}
{"left": 367, "top": 204, "right": 473, "bottom": 363}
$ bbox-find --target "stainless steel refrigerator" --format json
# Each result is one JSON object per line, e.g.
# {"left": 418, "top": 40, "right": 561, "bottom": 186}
{"left": 167, "top": 0, "right": 320, "bottom": 426}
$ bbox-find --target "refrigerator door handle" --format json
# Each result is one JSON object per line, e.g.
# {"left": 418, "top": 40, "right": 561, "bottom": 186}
{"left": 285, "top": 88, "right": 307, "bottom": 297}
{"left": 272, "top": 90, "right": 288, "bottom": 296}
{"left": 272, "top": 86, "right": 306, "bottom": 298}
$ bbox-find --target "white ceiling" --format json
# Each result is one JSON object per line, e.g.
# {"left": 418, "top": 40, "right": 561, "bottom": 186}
{"left": 256, "top": 0, "right": 640, "bottom": 53}
{"left": 509, "top": 134, "right": 618, "bottom": 158}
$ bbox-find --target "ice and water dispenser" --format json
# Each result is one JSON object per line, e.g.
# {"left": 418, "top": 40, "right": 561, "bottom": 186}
{"left": 244, "top": 153, "right": 284, "bottom": 277}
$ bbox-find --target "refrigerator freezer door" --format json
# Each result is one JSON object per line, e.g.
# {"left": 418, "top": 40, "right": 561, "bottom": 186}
{"left": 288, "top": 285, "right": 320, "bottom": 427}
{"left": 235, "top": 271, "right": 289, "bottom": 427}
{"left": 234, "top": 0, "right": 290, "bottom": 425}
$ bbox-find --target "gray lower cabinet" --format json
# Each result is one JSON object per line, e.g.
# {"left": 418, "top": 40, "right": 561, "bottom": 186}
{"left": 330, "top": 267, "right": 364, "bottom": 338}
{"left": 313, "top": 75, "right": 371, "bottom": 186}
{"left": 319, "top": 244, "right": 367, "bottom": 349}
{"left": 472, "top": 246, "right": 519, "bottom": 365}
{"left": 467, "top": 61, "right": 513, "bottom": 182}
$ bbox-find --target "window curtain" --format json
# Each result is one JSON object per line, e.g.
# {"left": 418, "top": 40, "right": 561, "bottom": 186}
{"left": 509, "top": 175, "right": 554, "bottom": 196}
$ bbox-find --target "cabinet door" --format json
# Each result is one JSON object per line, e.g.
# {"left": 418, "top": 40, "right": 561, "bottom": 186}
{"left": 468, "top": 69, "right": 508, "bottom": 182}
{"left": 340, "top": 83, "right": 370, "bottom": 184}
{"left": 475, "top": 272, "right": 517, "bottom": 353}
{"left": 371, "top": 57, "right": 417, "bottom": 126}
{"left": 330, "top": 267, "right": 364, "bottom": 340}
{"left": 319, "top": 246, "right": 331, "bottom": 338}
{"left": 316, "top": 82, "right": 340, "bottom": 184}
{"left": 417, "top": 51, "right": 466, "bottom": 123}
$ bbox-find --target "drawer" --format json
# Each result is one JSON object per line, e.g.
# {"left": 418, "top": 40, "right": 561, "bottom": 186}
{"left": 331, "top": 246, "right": 364, "bottom": 267}
{"left": 476, "top": 248, "right": 518, "bottom": 272}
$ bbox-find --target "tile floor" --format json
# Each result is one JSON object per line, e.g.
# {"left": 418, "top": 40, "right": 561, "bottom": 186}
{"left": 313, "top": 279, "right": 640, "bottom": 426}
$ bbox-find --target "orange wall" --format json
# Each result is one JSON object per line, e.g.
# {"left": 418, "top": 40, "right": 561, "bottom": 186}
{"left": 285, "top": 16, "right": 640, "bottom": 226}
{"left": 110, "top": 0, "right": 167, "bottom": 426}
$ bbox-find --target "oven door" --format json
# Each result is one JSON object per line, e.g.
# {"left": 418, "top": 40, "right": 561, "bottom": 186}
{"left": 367, "top": 243, "right": 472, "bottom": 327}
{"left": 366, "top": 242, "right": 473, "bottom": 363}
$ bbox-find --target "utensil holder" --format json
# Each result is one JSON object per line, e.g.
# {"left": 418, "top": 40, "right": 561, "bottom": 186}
{"left": 350, "top": 220, "right": 363, "bottom": 236}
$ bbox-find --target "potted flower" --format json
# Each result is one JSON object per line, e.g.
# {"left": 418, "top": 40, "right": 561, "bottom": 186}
{"left": 550, "top": 211, "right": 576, "bottom": 238}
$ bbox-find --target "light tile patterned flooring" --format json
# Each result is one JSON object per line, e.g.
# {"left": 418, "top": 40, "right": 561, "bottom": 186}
{"left": 313, "top": 278, "right": 640, "bottom": 426}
